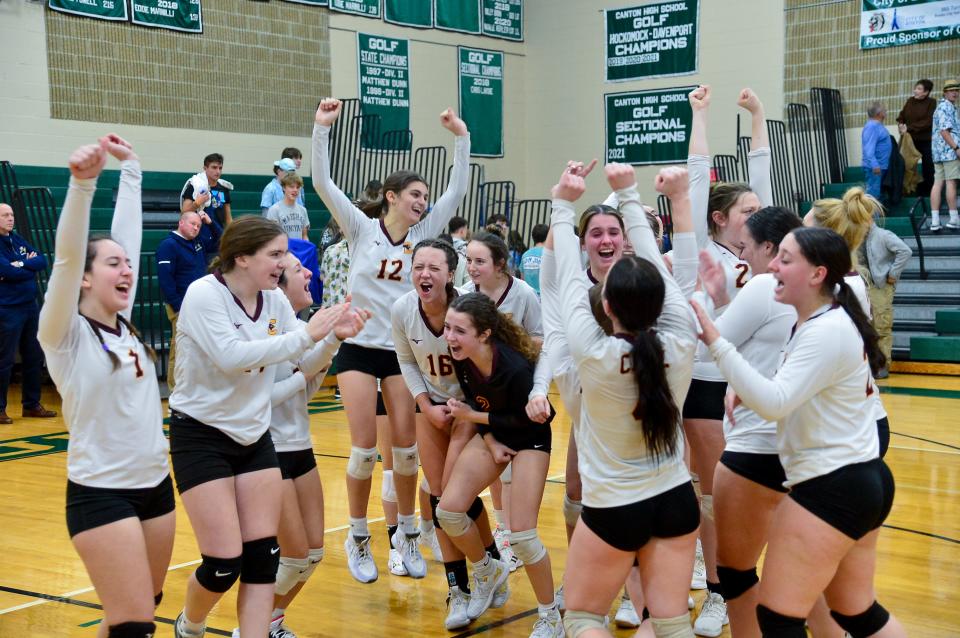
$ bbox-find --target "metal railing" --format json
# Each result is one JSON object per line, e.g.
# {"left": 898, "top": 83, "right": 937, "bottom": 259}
{"left": 786, "top": 102, "right": 820, "bottom": 211}
{"left": 478, "top": 180, "right": 515, "bottom": 227}
{"left": 810, "top": 87, "right": 848, "bottom": 185}
{"left": 712, "top": 154, "right": 740, "bottom": 182}
{"left": 132, "top": 252, "right": 171, "bottom": 380}
{"left": 413, "top": 146, "right": 448, "bottom": 204}
{"left": 906, "top": 197, "right": 929, "bottom": 280}
{"left": 513, "top": 199, "right": 551, "bottom": 247}
{"left": 767, "top": 119, "right": 795, "bottom": 209}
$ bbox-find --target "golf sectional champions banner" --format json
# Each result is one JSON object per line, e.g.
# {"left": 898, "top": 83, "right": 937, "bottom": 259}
{"left": 605, "top": 86, "right": 695, "bottom": 165}
{"left": 860, "top": 0, "right": 960, "bottom": 49}
{"left": 459, "top": 46, "right": 504, "bottom": 157}
{"left": 605, "top": 0, "right": 699, "bottom": 82}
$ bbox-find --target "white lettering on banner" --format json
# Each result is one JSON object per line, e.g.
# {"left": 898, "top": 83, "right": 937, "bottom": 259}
{"left": 616, "top": 131, "right": 686, "bottom": 145}
{"left": 369, "top": 38, "right": 398, "bottom": 52}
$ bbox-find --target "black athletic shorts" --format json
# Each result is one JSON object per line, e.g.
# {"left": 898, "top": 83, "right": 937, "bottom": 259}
{"left": 581, "top": 481, "right": 700, "bottom": 552}
{"left": 488, "top": 422, "right": 552, "bottom": 454}
{"left": 682, "top": 379, "right": 727, "bottom": 421}
{"left": 169, "top": 411, "right": 279, "bottom": 494}
{"left": 278, "top": 448, "right": 318, "bottom": 481}
{"left": 66, "top": 475, "right": 175, "bottom": 538}
{"left": 720, "top": 451, "right": 788, "bottom": 493}
{"left": 335, "top": 342, "right": 401, "bottom": 379}
{"left": 789, "top": 458, "right": 895, "bottom": 540}
{"left": 877, "top": 417, "right": 890, "bottom": 459}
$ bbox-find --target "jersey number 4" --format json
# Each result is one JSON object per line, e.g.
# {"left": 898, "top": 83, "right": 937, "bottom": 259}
{"left": 426, "top": 354, "right": 453, "bottom": 377}
{"left": 377, "top": 259, "right": 403, "bottom": 281}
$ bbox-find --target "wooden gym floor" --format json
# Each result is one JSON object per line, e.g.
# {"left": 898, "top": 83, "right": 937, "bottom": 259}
{"left": 0, "top": 373, "right": 957, "bottom": 637}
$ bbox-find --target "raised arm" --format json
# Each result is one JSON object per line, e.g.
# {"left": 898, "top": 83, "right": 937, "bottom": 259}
{"left": 103, "top": 136, "right": 143, "bottom": 319}
{"left": 657, "top": 167, "right": 697, "bottom": 297}
{"left": 687, "top": 86, "right": 712, "bottom": 248}
{"left": 739, "top": 89, "right": 773, "bottom": 207}
{"left": 420, "top": 109, "right": 471, "bottom": 237}
{"left": 38, "top": 143, "right": 106, "bottom": 350}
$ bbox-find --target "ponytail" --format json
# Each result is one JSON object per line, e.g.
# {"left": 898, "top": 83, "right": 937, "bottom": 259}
{"left": 835, "top": 280, "right": 886, "bottom": 376}
{"left": 627, "top": 328, "right": 680, "bottom": 460}
{"left": 84, "top": 314, "right": 157, "bottom": 373}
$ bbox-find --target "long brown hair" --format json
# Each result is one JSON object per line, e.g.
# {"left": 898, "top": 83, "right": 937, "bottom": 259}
{"left": 358, "top": 170, "right": 428, "bottom": 219}
{"left": 707, "top": 182, "right": 755, "bottom": 238}
{"left": 448, "top": 292, "right": 539, "bottom": 364}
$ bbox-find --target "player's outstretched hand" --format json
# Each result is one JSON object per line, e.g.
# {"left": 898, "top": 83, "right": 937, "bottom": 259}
{"left": 440, "top": 108, "right": 468, "bottom": 136}
{"left": 315, "top": 98, "right": 343, "bottom": 127}
{"left": 99, "top": 134, "right": 138, "bottom": 162}
{"left": 68, "top": 144, "right": 107, "bottom": 180}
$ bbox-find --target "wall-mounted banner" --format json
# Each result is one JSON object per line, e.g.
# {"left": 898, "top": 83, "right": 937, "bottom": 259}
{"left": 605, "top": 86, "right": 694, "bottom": 166}
{"left": 280, "top": 0, "right": 329, "bottom": 6}
{"left": 481, "top": 0, "right": 522, "bottom": 41}
{"left": 357, "top": 32, "right": 410, "bottom": 148}
{"left": 385, "top": 0, "right": 432, "bottom": 27}
{"left": 331, "top": 0, "right": 381, "bottom": 18}
{"left": 436, "top": 0, "right": 481, "bottom": 34}
{"left": 605, "top": 0, "right": 699, "bottom": 82}
{"left": 860, "top": 0, "right": 960, "bottom": 49}
{"left": 48, "top": 0, "right": 128, "bottom": 21}
{"left": 459, "top": 47, "right": 504, "bottom": 157}
{"left": 132, "top": 0, "right": 203, "bottom": 33}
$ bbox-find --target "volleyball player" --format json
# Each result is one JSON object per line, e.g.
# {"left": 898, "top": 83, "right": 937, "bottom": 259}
{"left": 391, "top": 238, "right": 506, "bottom": 631}
{"left": 312, "top": 98, "right": 470, "bottom": 583}
{"left": 691, "top": 226, "right": 906, "bottom": 638}
{"left": 38, "top": 136, "right": 171, "bottom": 638}
{"left": 683, "top": 85, "right": 772, "bottom": 637}
{"left": 168, "top": 216, "right": 355, "bottom": 638}
{"left": 436, "top": 292, "right": 561, "bottom": 637}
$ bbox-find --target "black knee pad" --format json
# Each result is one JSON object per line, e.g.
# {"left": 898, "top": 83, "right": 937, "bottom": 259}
{"left": 195, "top": 554, "right": 242, "bottom": 593}
{"left": 241, "top": 536, "right": 281, "bottom": 584}
{"left": 108, "top": 621, "right": 157, "bottom": 638}
{"left": 430, "top": 494, "right": 442, "bottom": 531}
{"left": 830, "top": 601, "right": 890, "bottom": 637}
{"left": 466, "top": 496, "right": 485, "bottom": 521}
{"left": 756, "top": 604, "right": 807, "bottom": 638}
{"left": 717, "top": 565, "right": 759, "bottom": 601}
{"left": 153, "top": 590, "right": 163, "bottom": 607}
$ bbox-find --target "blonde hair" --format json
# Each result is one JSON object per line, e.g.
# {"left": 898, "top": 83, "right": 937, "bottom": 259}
{"left": 809, "top": 186, "right": 878, "bottom": 267}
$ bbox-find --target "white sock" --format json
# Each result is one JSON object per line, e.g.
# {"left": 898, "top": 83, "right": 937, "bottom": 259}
{"left": 349, "top": 517, "right": 369, "bottom": 538}
{"left": 419, "top": 517, "right": 434, "bottom": 533}
{"left": 473, "top": 553, "right": 492, "bottom": 573}
{"left": 932, "top": 210, "right": 941, "bottom": 226}
{"left": 398, "top": 513, "right": 417, "bottom": 535}
{"left": 179, "top": 610, "right": 205, "bottom": 633}
{"left": 271, "top": 609, "right": 285, "bottom": 622}
{"left": 949, "top": 209, "right": 959, "bottom": 222}
{"left": 538, "top": 599, "right": 558, "bottom": 615}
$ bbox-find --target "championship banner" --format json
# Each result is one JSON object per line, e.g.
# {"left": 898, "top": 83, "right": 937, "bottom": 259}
{"left": 605, "top": 87, "right": 694, "bottom": 166}
{"left": 48, "top": 0, "right": 127, "bottom": 21}
{"left": 132, "top": 0, "right": 203, "bottom": 33}
{"left": 357, "top": 32, "right": 410, "bottom": 148}
{"left": 459, "top": 47, "right": 504, "bottom": 157}
{"left": 481, "top": 0, "right": 523, "bottom": 41}
{"left": 860, "top": 0, "right": 960, "bottom": 49}
{"left": 330, "top": 0, "right": 381, "bottom": 18}
{"left": 280, "top": 0, "right": 329, "bottom": 6}
{"left": 605, "top": 0, "right": 699, "bottom": 82}
{"left": 385, "top": 0, "right": 432, "bottom": 27}
{"left": 436, "top": 0, "right": 481, "bottom": 34}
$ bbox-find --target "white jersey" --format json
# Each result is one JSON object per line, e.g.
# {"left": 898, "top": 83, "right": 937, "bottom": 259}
{"left": 550, "top": 184, "right": 696, "bottom": 507}
{"left": 710, "top": 304, "right": 879, "bottom": 487}
{"left": 459, "top": 277, "right": 543, "bottom": 337}
{"left": 271, "top": 330, "right": 342, "bottom": 453}
{"left": 38, "top": 162, "right": 168, "bottom": 489}
{"left": 312, "top": 124, "right": 471, "bottom": 350}
{"left": 170, "top": 273, "right": 316, "bottom": 445}
{"left": 391, "top": 290, "right": 465, "bottom": 403}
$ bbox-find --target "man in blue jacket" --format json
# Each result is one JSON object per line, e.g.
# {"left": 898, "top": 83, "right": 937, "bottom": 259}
{"left": 0, "top": 203, "right": 57, "bottom": 424}
{"left": 156, "top": 209, "right": 221, "bottom": 391}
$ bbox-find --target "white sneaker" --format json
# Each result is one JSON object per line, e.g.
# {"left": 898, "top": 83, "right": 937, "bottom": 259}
{"left": 392, "top": 528, "right": 427, "bottom": 578}
{"left": 268, "top": 616, "right": 297, "bottom": 638}
{"left": 691, "top": 539, "right": 707, "bottom": 590}
{"left": 555, "top": 584, "right": 565, "bottom": 612}
{"left": 388, "top": 548, "right": 408, "bottom": 576}
{"left": 344, "top": 535, "right": 378, "bottom": 583}
{"left": 445, "top": 586, "right": 472, "bottom": 630}
{"left": 615, "top": 597, "right": 641, "bottom": 628}
{"left": 931, "top": 221, "right": 943, "bottom": 232}
{"left": 467, "top": 558, "right": 510, "bottom": 619}
{"left": 175, "top": 612, "right": 205, "bottom": 638}
{"left": 419, "top": 524, "right": 444, "bottom": 562}
{"left": 494, "top": 526, "right": 523, "bottom": 572}
{"left": 491, "top": 576, "right": 510, "bottom": 609}
{"left": 529, "top": 606, "right": 564, "bottom": 638}
{"left": 947, "top": 219, "right": 960, "bottom": 230}
{"left": 693, "top": 592, "right": 728, "bottom": 637}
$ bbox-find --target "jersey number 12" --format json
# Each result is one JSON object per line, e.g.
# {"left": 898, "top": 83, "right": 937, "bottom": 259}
{"left": 377, "top": 259, "right": 403, "bottom": 281}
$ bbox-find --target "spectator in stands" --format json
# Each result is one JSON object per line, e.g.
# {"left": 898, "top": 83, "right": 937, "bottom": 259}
{"left": 520, "top": 223, "right": 548, "bottom": 297}
{"left": 487, "top": 213, "right": 509, "bottom": 237}
{"left": 0, "top": 202, "right": 56, "bottom": 424}
{"left": 181, "top": 152, "right": 232, "bottom": 227}
{"left": 507, "top": 229, "right": 527, "bottom": 275}
{"left": 320, "top": 237, "right": 349, "bottom": 309}
{"left": 260, "top": 157, "right": 303, "bottom": 214}
{"left": 859, "top": 219, "right": 912, "bottom": 379}
{"left": 155, "top": 210, "right": 222, "bottom": 392}
{"left": 265, "top": 173, "right": 310, "bottom": 241}
{"left": 282, "top": 146, "right": 303, "bottom": 170}
{"left": 861, "top": 102, "right": 892, "bottom": 199}
{"left": 930, "top": 79, "right": 960, "bottom": 231}
{"left": 897, "top": 79, "right": 937, "bottom": 196}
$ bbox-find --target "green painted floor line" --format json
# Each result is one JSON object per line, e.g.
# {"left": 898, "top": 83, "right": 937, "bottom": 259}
{"left": 878, "top": 385, "right": 960, "bottom": 400}
{"left": 78, "top": 619, "right": 102, "bottom": 628}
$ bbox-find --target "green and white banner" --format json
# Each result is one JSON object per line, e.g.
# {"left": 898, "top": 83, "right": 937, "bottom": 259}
{"left": 605, "top": 0, "right": 699, "bottom": 82}
{"left": 358, "top": 32, "right": 410, "bottom": 148}
{"left": 481, "top": 0, "right": 522, "bottom": 41}
{"left": 385, "top": 0, "right": 432, "bottom": 27}
{"left": 131, "top": 0, "right": 203, "bottom": 33}
{"left": 330, "top": 0, "right": 381, "bottom": 18}
{"left": 605, "top": 87, "right": 694, "bottom": 166}
{"left": 459, "top": 47, "right": 504, "bottom": 157}
{"left": 860, "top": 0, "right": 960, "bottom": 49}
{"left": 280, "top": 0, "right": 328, "bottom": 6}
{"left": 48, "top": 0, "right": 128, "bottom": 21}
{"left": 436, "top": 0, "right": 481, "bottom": 34}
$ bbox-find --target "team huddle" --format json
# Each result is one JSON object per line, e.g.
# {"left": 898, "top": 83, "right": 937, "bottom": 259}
{"left": 47, "top": 88, "right": 903, "bottom": 638}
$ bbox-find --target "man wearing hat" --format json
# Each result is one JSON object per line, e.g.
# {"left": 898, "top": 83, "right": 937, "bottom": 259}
{"left": 261, "top": 151, "right": 306, "bottom": 214}
{"left": 930, "top": 79, "right": 960, "bottom": 231}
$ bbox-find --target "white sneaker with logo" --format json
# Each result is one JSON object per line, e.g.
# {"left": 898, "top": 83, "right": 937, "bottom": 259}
{"left": 691, "top": 538, "right": 707, "bottom": 590}
{"left": 388, "top": 547, "right": 408, "bottom": 576}
{"left": 529, "top": 606, "right": 564, "bottom": 638}
{"left": 467, "top": 558, "right": 510, "bottom": 619}
{"left": 445, "top": 586, "right": 472, "bottom": 630}
{"left": 392, "top": 528, "right": 427, "bottom": 578}
{"left": 693, "top": 591, "right": 729, "bottom": 637}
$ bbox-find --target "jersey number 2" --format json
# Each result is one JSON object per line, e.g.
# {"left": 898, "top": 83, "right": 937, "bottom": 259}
{"left": 426, "top": 354, "right": 453, "bottom": 377}
{"left": 377, "top": 259, "right": 403, "bottom": 281}
{"left": 735, "top": 263, "right": 749, "bottom": 288}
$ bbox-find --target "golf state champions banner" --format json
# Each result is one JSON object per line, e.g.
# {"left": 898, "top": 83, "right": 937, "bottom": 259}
{"left": 459, "top": 47, "right": 504, "bottom": 157}
{"left": 860, "top": 0, "right": 960, "bottom": 49}
{"left": 605, "top": 0, "right": 699, "bottom": 82}
{"left": 605, "top": 87, "right": 694, "bottom": 166}
{"left": 358, "top": 33, "right": 410, "bottom": 148}
{"left": 48, "top": 0, "right": 128, "bottom": 21}
{"left": 132, "top": 0, "right": 203, "bottom": 33}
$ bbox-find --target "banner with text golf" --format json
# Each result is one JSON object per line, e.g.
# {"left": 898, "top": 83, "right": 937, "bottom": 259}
{"left": 605, "top": 0, "right": 698, "bottom": 82}
{"left": 358, "top": 33, "right": 410, "bottom": 149}
{"left": 605, "top": 87, "right": 694, "bottom": 165}
{"left": 860, "top": 0, "right": 960, "bottom": 49}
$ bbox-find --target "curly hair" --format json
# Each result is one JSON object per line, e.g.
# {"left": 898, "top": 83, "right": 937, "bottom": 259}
{"left": 448, "top": 292, "right": 539, "bottom": 364}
